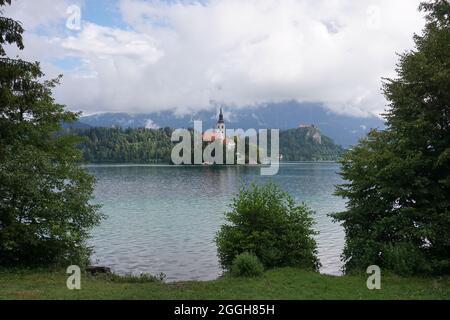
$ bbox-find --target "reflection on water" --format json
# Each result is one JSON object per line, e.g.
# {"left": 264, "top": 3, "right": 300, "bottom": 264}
{"left": 87, "top": 163, "right": 346, "bottom": 281}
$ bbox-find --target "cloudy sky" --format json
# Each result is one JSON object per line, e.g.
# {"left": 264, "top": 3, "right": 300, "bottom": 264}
{"left": 3, "top": 0, "right": 425, "bottom": 117}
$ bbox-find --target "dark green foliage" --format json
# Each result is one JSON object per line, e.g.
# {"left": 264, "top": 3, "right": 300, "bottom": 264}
{"left": 216, "top": 182, "right": 320, "bottom": 271}
{"left": 280, "top": 127, "right": 344, "bottom": 161}
{"left": 333, "top": 1, "right": 450, "bottom": 275}
{"left": 67, "top": 127, "right": 174, "bottom": 163}
{"left": 0, "top": 1, "right": 102, "bottom": 267}
{"left": 231, "top": 252, "right": 264, "bottom": 277}
{"left": 0, "top": 0, "right": 24, "bottom": 56}
{"left": 96, "top": 272, "right": 166, "bottom": 283}
{"left": 381, "top": 242, "right": 430, "bottom": 276}
{"left": 69, "top": 126, "right": 343, "bottom": 164}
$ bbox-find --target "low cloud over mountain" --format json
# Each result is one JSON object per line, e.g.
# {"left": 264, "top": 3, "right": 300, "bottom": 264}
{"left": 79, "top": 101, "right": 385, "bottom": 147}
{"left": 4, "top": 0, "right": 424, "bottom": 118}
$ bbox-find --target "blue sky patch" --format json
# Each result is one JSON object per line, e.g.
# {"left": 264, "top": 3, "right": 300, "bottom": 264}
{"left": 51, "top": 56, "right": 84, "bottom": 71}
{"left": 81, "top": 0, "right": 128, "bottom": 29}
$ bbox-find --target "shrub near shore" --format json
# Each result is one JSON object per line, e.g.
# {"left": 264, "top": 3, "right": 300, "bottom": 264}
{"left": 216, "top": 183, "right": 320, "bottom": 272}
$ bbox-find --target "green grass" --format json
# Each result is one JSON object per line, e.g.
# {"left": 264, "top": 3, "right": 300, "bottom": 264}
{"left": 0, "top": 268, "right": 449, "bottom": 300}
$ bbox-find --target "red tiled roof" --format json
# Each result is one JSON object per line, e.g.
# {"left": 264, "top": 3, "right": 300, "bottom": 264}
{"left": 203, "top": 132, "right": 218, "bottom": 142}
{"left": 202, "top": 132, "right": 235, "bottom": 145}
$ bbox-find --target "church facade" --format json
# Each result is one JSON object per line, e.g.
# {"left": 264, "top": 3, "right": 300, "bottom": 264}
{"left": 202, "top": 108, "right": 235, "bottom": 150}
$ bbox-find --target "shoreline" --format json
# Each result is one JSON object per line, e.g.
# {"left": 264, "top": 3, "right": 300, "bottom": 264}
{"left": 81, "top": 161, "right": 341, "bottom": 167}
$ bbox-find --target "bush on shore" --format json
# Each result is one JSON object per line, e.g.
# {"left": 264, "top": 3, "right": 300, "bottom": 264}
{"left": 216, "top": 182, "right": 320, "bottom": 272}
{"left": 231, "top": 252, "right": 264, "bottom": 277}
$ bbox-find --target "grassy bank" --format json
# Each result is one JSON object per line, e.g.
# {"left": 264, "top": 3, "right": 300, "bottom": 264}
{"left": 1, "top": 268, "right": 449, "bottom": 300}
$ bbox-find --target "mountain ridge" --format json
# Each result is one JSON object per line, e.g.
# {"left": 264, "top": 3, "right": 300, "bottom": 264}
{"left": 77, "top": 101, "right": 385, "bottom": 147}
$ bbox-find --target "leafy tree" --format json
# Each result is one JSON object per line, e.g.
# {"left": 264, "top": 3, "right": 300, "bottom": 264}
{"left": 66, "top": 127, "right": 174, "bottom": 163}
{"left": 333, "top": 0, "right": 450, "bottom": 275}
{"left": 0, "top": 0, "right": 102, "bottom": 267}
{"left": 216, "top": 182, "right": 320, "bottom": 271}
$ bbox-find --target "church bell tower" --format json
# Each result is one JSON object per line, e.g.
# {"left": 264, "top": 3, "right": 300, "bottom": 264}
{"left": 217, "top": 108, "right": 225, "bottom": 139}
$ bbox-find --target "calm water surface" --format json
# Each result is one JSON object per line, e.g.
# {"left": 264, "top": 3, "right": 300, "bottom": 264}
{"left": 87, "top": 163, "right": 346, "bottom": 281}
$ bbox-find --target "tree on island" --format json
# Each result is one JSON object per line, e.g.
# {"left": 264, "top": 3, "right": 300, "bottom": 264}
{"left": 333, "top": 0, "right": 450, "bottom": 275}
{"left": 0, "top": 0, "right": 103, "bottom": 267}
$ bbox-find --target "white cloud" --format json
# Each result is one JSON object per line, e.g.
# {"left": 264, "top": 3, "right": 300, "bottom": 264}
{"left": 61, "top": 23, "right": 163, "bottom": 63}
{"left": 3, "top": 0, "right": 73, "bottom": 30}
{"left": 145, "top": 118, "right": 159, "bottom": 129}
{"left": 3, "top": 0, "right": 425, "bottom": 117}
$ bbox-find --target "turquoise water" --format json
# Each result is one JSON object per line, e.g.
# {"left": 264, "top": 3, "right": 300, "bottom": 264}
{"left": 87, "top": 163, "right": 346, "bottom": 281}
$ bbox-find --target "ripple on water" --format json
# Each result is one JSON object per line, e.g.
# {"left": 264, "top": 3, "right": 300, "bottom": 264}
{"left": 88, "top": 163, "right": 346, "bottom": 280}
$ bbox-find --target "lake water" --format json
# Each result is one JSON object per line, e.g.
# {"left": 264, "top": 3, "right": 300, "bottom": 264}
{"left": 87, "top": 162, "right": 346, "bottom": 281}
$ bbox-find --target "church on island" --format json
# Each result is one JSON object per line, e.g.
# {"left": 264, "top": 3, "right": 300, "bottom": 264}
{"left": 202, "top": 108, "right": 236, "bottom": 150}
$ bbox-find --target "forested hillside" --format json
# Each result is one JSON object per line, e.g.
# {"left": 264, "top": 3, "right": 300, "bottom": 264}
{"left": 71, "top": 127, "right": 174, "bottom": 163}
{"left": 280, "top": 128, "right": 344, "bottom": 161}
{"left": 67, "top": 126, "right": 344, "bottom": 163}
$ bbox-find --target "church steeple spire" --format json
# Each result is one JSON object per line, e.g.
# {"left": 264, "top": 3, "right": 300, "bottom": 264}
{"left": 217, "top": 107, "right": 225, "bottom": 138}
{"left": 218, "top": 107, "right": 224, "bottom": 124}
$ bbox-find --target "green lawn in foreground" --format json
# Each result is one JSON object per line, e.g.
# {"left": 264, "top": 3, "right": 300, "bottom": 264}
{"left": 1, "top": 267, "right": 449, "bottom": 300}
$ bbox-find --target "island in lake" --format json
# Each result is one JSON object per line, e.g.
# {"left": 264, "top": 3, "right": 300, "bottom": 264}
{"left": 64, "top": 108, "right": 344, "bottom": 164}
